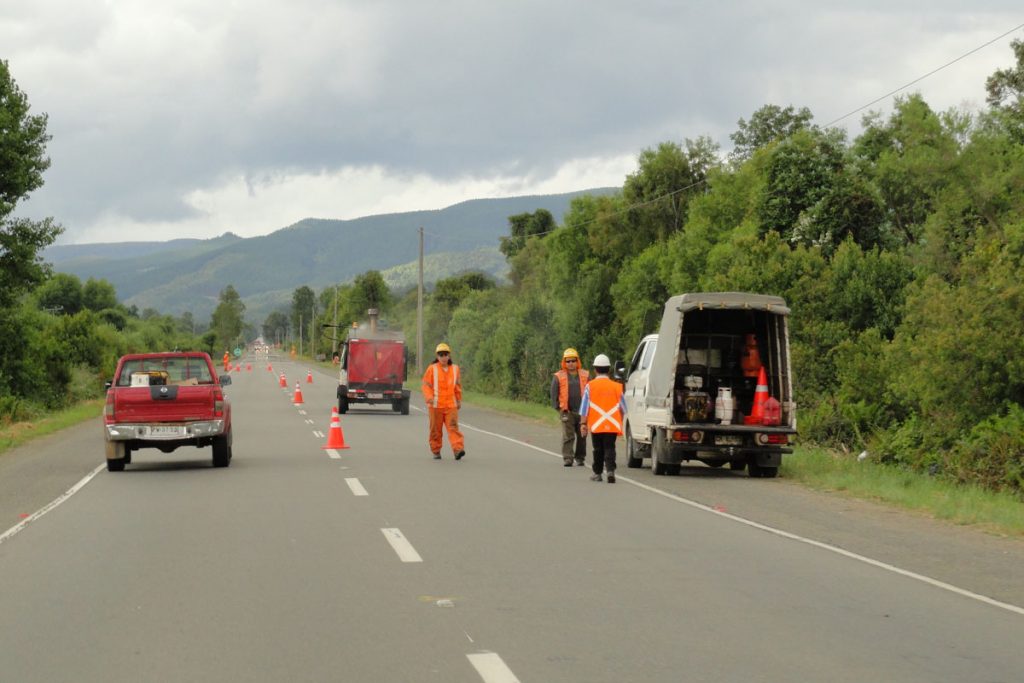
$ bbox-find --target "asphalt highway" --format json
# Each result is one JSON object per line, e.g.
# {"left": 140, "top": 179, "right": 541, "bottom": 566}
{"left": 1, "top": 357, "right": 1022, "bottom": 682}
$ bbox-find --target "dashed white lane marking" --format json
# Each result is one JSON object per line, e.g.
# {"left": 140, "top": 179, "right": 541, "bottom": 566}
{"left": 0, "top": 463, "right": 105, "bottom": 546}
{"left": 297, "top": 409, "right": 307, "bottom": 415}
{"left": 345, "top": 478, "right": 368, "bottom": 496}
{"left": 453, "top": 415, "right": 1024, "bottom": 617}
{"left": 326, "top": 449, "right": 341, "bottom": 460}
{"left": 304, "top": 419, "right": 314, "bottom": 425}
{"left": 381, "top": 528, "right": 422, "bottom": 562}
{"left": 467, "top": 652, "right": 520, "bottom": 683}
{"left": 312, "top": 430, "right": 325, "bottom": 438}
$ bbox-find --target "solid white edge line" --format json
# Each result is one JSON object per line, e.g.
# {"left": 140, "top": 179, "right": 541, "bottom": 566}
{"left": 467, "top": 652, "right": 521, "bottom": 683}
{"left": 381, "top": 527, "right": 423, "bottom": 562}
{"left": 456, "top": 419, "right": 1024, "bottom": 617}
{"left": 0, "top": 463, "right": 106, "bottom": 546}
{"left": 345, "top": 477, "right": 369, "bottom": 496}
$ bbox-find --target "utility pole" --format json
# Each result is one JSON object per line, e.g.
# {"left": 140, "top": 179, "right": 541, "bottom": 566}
{"left": 299, "top": 314, "right": 303, "bottom": 357}
{"left": 332, "top": 284, "right": 339, "bottom": 356}
{"left": 417, "top": 226, "right": 424, "bottom": 376}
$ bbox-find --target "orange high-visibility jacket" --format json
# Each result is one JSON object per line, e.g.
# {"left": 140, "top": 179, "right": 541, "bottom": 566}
{"left": 580, "top": 376, "right": 626, "bottom": 435}
{"left": 554, "top": 367, "right": 589, "bottom": 412}
{"left": 422, "top": 362, "right": 462, "bottom": 409}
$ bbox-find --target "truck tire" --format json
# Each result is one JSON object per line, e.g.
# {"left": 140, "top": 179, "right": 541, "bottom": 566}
{"left": 625, "top": 425, "right": 642, "bottom": 468}
{"left": 729, "top": 460, "right": 746, "bottom": 471}
{"left": 106, "top": 441, "right": 127, "bottom": 471}
{"left": 651, "top": 429, "right": 669, "bottom": 476}
{"left": 338, "top": 396, "right": 348, "bottom": 414}
{"left": 212, "top": 433, "right": 232, "bottom": 468}
{"left": 748, "top": 461, "right": 777, "bottom": 478}
{"left": 400, "top": 397, "right": 410, "bottom": 415}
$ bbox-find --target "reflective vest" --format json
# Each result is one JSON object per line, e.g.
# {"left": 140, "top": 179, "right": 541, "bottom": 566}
{"left": 555, "top": 369, "right": 589, "bottom": 412}
{"left": 422, "top": 362, "right": 461, "bottom": 409}
{"left": 580, "top": 376, "right": 625, "bottom": 435}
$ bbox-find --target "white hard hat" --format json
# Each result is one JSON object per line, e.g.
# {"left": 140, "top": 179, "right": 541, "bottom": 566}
{"left": 593, "top": 353, "right": 611, "bottom": 367}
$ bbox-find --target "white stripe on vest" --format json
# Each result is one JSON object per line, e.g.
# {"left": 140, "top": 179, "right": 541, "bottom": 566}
{"left": 589, "top": 402, "right": 622, "bottom": 432}
{"left": 431, "top": 364, "right": 459, "bottom": 408}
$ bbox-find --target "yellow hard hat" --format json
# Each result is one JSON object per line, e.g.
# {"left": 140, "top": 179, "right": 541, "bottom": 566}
{"left": 562, "top": 347, "right": 579, "bottom": 360}
{"left": 435, "top": 342, "right": 451, "bottom": 353}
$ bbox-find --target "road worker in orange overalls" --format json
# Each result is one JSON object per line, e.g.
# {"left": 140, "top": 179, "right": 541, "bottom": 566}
{"left": 222, "top": 350, "right": 230, "bottom": 372}
{"left": 579, "top": 354, "right": 626, "bottom": 484}
{"left": 422, "top": 342, "right": 465, "bottom": 461}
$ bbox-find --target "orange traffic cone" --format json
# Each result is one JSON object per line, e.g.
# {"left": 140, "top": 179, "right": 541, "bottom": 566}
{"left": 306, "top": 370, "right": 313, "bottom": 384}
{"left": 246, "top": 363, "right": 252, "bottom": 372}
{"left": 292, "top": 382, "right": 304, "bottom": 405}
{"left": 267, "top": 363, "right": 273, "bottom": 372}
{"left": 745, "top": 367, "right": 769, "bottom": 425}
{"left": 279, "top": 373, "right": 287, "bottom": 388}
{"left": 321, "top": 407, "right": 350, "bottom": 450}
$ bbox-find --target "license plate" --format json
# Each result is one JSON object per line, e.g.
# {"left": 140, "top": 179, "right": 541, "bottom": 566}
{"left": 368, "top": 393, "right": 384, "bottom": 399}
{"left": 715, "top": 435, "right": 743, "bottom": 446}
{"left": 145, "top": 425, "right": 186, "bottom": 437}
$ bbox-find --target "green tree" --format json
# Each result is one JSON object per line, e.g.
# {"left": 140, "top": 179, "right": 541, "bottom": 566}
{"left": 0, "top": 59, "right": 62, "bottom": 309}
{"left": 985, "top": 38, "right": 1024, "bottom": 142}
{"left": 35, "top": 272, "right": 83, "bottom": 315}
{"left": 730, "top": 104, "right": 815, "bottom": 162}
{"left": 349, "top": 270, "right": 393, "bottom": 316}
{"left": 291, "top": 285, "right": 315, "bottom": 338}
{"left": 499, "top": 209, "right": 556, "bottom": 260}
{"left": 82, "top": 277, "right": 118, "bottom": 311}
{"left": 621, "top": 137, "right": 719, "bottom": 249}
{"left": 210, "top": 284, "right": 246, "bottom": 351}
{"left": 263, "top": 310, "right": 290, "bottom": 345}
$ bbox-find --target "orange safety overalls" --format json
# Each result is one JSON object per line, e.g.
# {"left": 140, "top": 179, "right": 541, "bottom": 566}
{"left": 422, "top": 361, "right": 464, "bottom": 455}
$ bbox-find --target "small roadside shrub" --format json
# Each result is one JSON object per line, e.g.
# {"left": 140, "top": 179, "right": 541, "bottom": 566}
{"left": 946, "top": 405, "right": 1024, "bottom": 495}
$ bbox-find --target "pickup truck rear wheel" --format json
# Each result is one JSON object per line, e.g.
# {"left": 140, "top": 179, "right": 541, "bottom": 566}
{"left": 625, "top": 426, "right": 642, "bottom": 468}
{"left": 106, "top": 441, "right": 127, "bottom": 471}
{"left": 212, "top": 434, "right": 232, "bottom": 468}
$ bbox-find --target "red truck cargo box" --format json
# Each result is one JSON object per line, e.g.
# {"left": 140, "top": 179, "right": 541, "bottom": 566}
{"left": 347, "top": 339, "right": 406, "bottom": 385}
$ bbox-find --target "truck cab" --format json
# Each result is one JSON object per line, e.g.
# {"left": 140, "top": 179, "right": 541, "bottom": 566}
{"left": 621, "top": 293, "right": 797, "bottom": 478}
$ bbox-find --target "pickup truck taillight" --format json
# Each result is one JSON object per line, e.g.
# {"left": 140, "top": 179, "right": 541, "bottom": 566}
{"left": 213, "top": 388, "right": 224, "bottom": 417}
{"left": 104, "top": 390, "right": 115, "bottom": 423}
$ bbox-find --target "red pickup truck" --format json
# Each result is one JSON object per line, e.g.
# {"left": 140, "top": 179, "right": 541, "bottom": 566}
{"left": 103, "top": 352, "right": 233, "bottom": 471}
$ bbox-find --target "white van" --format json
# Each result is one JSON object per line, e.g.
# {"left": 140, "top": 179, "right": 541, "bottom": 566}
{"left": 618, "top": 293, "right": 797, "bottom": 478}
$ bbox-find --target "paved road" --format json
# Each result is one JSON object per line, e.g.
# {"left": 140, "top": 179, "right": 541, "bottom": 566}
{"left": 1, "top": 358, "right": 1022, "bottom": 682}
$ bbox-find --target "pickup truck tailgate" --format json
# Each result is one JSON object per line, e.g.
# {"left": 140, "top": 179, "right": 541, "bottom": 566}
{"left": 113, "top": 386, "right": 215, "bottom": 422}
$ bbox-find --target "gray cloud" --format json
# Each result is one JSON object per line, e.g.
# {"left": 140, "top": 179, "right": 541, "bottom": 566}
{"left": 5, "top": 1, "right": 1021, "bottom": 242}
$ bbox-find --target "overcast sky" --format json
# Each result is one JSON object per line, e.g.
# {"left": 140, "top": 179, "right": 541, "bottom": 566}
{"left": 4, "top": 1, "right": 1022, "bottom": 245}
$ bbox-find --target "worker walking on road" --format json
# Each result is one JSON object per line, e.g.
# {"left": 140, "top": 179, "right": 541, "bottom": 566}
{"left": 550, "top": 347, "right": 589, "bottom": 467}
{"left": 422, "top": 342, "right": 465, "bottom": 461}
{"left": 579, "top": 354, "right": 626, "bottom": 483}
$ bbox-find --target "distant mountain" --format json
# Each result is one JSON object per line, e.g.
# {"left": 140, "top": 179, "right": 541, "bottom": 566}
{"left": 44, "top": 189, "right": 617, "bottom": 322}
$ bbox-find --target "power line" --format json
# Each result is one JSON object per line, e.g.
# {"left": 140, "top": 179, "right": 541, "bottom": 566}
{"left": 518, "top": 21, "right": 1024, "bottom": 242}
{"left": 822, "top": 21, "right": 1024, "bottom": 128}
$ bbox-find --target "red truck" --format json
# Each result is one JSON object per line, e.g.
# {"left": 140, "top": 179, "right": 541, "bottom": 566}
{"left": 103, "top": 352, "right": 233, "bottom": 471}
{"left": 336, "top": 331, "right": 411, "bottom": 415}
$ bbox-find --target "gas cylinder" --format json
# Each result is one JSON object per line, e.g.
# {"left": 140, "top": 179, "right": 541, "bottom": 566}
{"left": 715, "top": 387, "right": 734, "bottom": 425}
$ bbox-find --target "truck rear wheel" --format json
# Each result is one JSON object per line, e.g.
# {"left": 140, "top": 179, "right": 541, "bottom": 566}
{"left": 748, "top": 461, "right": 778, "bottom": 478}
{"left": 625, "top": 426, "right": 642, "bottom": 468}
{"left": 651, "top": 429, "right": 669, "bottom": 476}
{"left": 106, "top": 441, "right": 127, "bottom": 471}
{"left": 212, "top": 433, "right": 232, "bottom": 468}
{"left": 400, "top": 397, "right": 410, "bottom": 415}
{"left": 338, "top": 396, "right": 348, "bottom": 414}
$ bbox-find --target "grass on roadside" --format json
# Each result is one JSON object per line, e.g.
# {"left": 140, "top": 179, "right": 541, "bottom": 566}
{"left": 0, "top": 399, "right": 104, "bottom": 455}
{"left": 783, "top": 446, "right": 1024, "bottom": 537}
